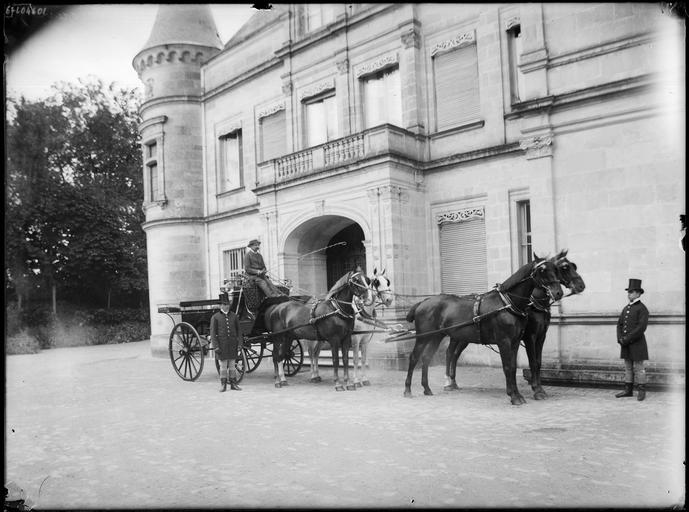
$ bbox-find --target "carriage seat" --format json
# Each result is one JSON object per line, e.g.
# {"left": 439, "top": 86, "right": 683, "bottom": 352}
{"left": 227, "top": 273, "right": 290, "bottom": 312}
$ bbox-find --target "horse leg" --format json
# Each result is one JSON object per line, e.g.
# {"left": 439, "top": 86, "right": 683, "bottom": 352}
{"left": 331, "top": 341, "right": 344, "bottom": 391}
{"left": 404, "top": 338, "right": 428, "bottom": 397}
{"left": 532, "top": 326, "right": 549, "bottom": 399}
{"left": 523, "top": 320, "right": 544, "bottom": 399}
{"left": 498, "top": 337, "right": 526, "bottom": 405}
{"left": 420, "top": 337, "right": 443, "bottom": 396}
{"left": 352, "top": 335, "right": 362, "bottom": 387}
{"left": 308, "top": 340, "right": 322, "bottom": 383}
{"left": 278, "top": 340, "right": 288, "bottom": 386}
{"left": 343, "top": 335, "right": 356, "bottom": 390}
{"left": 272, "top": 338, "right": 283, "bottom": 388}
{"left": 444, "top": 338, "right": 468, "bottom": 391}
{"left": 361, "top": 334, "right": 371, "bottom": 386}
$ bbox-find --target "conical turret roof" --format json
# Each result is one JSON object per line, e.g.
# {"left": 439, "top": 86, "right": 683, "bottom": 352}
{"left": 140, "top": 4, "right": 223, "bottom": 52}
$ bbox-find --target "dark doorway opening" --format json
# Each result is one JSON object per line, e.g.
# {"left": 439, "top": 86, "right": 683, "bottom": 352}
{"left": 325, "top": 223, "right": 366, "bottom": 289}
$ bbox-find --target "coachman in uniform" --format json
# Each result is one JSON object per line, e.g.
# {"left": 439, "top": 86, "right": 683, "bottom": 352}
{"left": 210, "top": 294, "right": 242, "bottom": 392}
{"left": 615, "top": 278, "right": 650, "bottom": 401}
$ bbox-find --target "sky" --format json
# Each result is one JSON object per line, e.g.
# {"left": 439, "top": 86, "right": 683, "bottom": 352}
{"left": 5, "top": 4, "right": 256, "bottom": 101}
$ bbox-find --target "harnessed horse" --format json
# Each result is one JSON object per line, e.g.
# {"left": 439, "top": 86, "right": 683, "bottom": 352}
{"left": 404, "top": 257, "right": 563, "bottom": 405}
{"left": 351, "top": 269, "right": 393, "bottom": 387}
{"left": 263, "top": 270, "right": 373, "bottom": 390}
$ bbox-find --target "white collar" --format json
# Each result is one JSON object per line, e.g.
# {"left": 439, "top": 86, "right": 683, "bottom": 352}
{"left": 629, "top": 298, "right": 641, "bottom": 305}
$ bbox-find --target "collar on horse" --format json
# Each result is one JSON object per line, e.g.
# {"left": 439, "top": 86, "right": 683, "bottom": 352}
{"left": 308, "top": 298, "right": 356, "bottom": 340}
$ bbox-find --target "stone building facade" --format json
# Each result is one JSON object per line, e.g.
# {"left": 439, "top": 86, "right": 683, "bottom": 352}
{"left": 133, "top": 4, "right": 685, "bottom": 383}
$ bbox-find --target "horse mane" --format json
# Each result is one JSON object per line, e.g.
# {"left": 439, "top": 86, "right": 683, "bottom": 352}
{"left": 500, "top": 258, "right": 547, "bottom": 290}
{"left": 326, "top": 271, "right": 353, "bottom": 299}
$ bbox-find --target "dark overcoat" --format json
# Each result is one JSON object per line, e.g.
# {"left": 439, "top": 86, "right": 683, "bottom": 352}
{"left": 210, "top": 309, "right": 242, "bottom": 360}
{"left": 616, "top": 300, "right": 649, "bottom": 361}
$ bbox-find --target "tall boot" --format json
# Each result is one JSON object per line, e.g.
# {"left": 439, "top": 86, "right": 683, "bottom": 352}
{"left": 219, "top": 378, "right": 227, "bottom": 393}
{"left": 229, "top": 378, "right": 242, "bottom": 391}
{"left": 615, "top": 382, "right": 633, "bottom": 398}
{"left": 636, "top": 384, "right": 646, "bottom": 401}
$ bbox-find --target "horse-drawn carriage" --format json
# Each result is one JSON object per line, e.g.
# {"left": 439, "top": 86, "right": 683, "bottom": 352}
{"left": 158, "top": 275, "right": 305, "bottom": 383}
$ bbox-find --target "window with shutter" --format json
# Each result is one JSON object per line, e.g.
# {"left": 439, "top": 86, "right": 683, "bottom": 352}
{"left": 260, "top": 110, "right": 286, "bottom": 162}
{"left": 218, "top": 130, "right": 243, "bottom": 192}
{"left": 507, "top": 24, "right": 525, "bottom": 103}
{"left": 363, "top": 67, "right": 402, "bottom": 128}
{"left": 305, "top": 94, "right": 337, "bottom": 147}
{"left": 433, "top": 44, "right": 480, "bottom": 131}
{"left": 439, "top": 216, "right": 487, "bottom": 295}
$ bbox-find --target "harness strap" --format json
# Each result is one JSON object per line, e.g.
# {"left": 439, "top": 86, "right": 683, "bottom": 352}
{"left": 472, "top": 294, "right": 482, "bottom": 344}
{"left": 496, "top": 287, "right": 529, "bottom": 318}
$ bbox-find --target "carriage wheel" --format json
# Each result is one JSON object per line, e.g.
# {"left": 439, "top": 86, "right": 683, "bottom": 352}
{"left": 214, "top": 347, "right": 248, "bottom": 384}
{"left": 243, "top": 339, "right": 263, "bottom": 373}
{"left": 283, "top": 339, "right": 304, "bottom": 377}
{"left": 169, "top": 322, "right": 205, "bottom": 381}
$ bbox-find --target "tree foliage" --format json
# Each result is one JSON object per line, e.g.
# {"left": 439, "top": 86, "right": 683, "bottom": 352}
{"left": 6, "top": 77, "right": 147, "bottom": 308}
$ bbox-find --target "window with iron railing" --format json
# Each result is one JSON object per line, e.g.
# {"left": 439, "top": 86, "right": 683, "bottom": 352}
{"left": 223, "top": 247, "right": 246, "bottom": 282}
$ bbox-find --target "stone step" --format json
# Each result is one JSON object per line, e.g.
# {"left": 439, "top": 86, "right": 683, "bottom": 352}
{"left": 523, "top": 365, "right": 685, "bottom": 391}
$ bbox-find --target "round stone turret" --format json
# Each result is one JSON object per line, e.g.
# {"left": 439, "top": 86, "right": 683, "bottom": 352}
{"left": 133, "top": 5, "right": 223, "bottom": 356}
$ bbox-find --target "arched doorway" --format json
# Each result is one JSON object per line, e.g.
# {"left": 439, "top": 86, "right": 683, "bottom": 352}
{"left": 282, "top": 215, "right": 367, "bottom": 296}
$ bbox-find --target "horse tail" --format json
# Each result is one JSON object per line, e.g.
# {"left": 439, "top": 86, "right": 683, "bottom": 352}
{"left": 406, "top": 301, "right": 421, "bottom": 323}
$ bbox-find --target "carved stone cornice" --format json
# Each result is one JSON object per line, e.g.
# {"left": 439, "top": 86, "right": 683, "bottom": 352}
{"left": 505, "top": 16, "right": 520, "bottom": 31}
{"left": 298, "top": 78, "right": 335, "bottom": 101}
{"left": 430, "top": 30, "right": 475, "bottom": 57}
{"left": 257, "top": 101, "right": 286, "bottom": 120}
{"left": 436, "top": 207, "right": 484, "bottom": 225}
{"left": 133, "top": 45, "right": 218, "bottom": 76}
{"left": 281, "top": 82, "right": 293, "bottom": 96}
{"left": 520, "top": 135, "right": 553, "bottom": 159}
{"left": 336, "top": 58, "right": 349, "bottom": 75}
{"left": 401, "top": 26, "right": 421, "bottom": 49}
{"left": 355, "top": 53, "right": 399, "bottom": 78}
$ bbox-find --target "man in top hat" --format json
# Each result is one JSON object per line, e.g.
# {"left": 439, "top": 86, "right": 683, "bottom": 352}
{"left": 210, "top": 293, "right": 242, "bottom": 392}
{"left": 243, "top": 239, "right": 282, "bottom": 297}
{"left": 615, "top": 278, "right": 650, "bottom": 401}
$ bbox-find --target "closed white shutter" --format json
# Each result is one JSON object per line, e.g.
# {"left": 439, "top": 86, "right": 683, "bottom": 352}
{"left": 433, "top": 44, "right": 480, "bottom": 130}
{"left": 439, "top": 217, "right": 487, "bottom": 295}
{"left": 260, "top": 110, "right": 286, "bottom": 162}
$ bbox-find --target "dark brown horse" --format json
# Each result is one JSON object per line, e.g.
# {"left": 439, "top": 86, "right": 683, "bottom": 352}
{"left": 443, "top": 250, "right": 585, "bottom": 399}
{"left": 522, "top": 250, "right": 585, "bottom": 399}
{"left": 404, "top": 257, "right": 563, "bottom": 405}
{"left": 263, "top": 270, "right": 372, "bottom": 390}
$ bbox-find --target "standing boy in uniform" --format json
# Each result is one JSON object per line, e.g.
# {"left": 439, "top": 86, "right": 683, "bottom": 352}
{"left": 615, "top": 278, "right": 650, "bottom": 401}
{"left": 210, "top": 294, "right": 242, "bottom": 392}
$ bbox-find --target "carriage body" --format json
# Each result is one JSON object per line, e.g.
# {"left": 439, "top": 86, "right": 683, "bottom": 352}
{"left": 159, "top": 276, "right": 304, "bottom": 382}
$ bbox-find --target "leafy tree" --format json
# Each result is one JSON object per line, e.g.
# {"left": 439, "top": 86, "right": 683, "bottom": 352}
{"left": 6, "top": 77, "right": 147, "bottom": 310}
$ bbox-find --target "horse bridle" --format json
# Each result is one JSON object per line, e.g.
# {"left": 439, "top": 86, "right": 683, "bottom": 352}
{"left": 528, "top": 260, "right": 562, "bottom": 302}
{"left": 554, "top": 257, "right": 580, "bottom": 298}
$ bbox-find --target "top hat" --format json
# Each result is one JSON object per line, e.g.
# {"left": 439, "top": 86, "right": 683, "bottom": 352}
{"left": 219, "top": 293, "right": 231, "bottom": 304}
{"left": 625, "top": 278, "right": 644, "bottom": 294}
{"left": 248, "top": 239, "right": 261, "bottom": 246}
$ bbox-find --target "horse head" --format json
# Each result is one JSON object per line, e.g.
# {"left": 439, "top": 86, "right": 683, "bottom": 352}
{"left": 553, "top": 249, "right": 585, "bottom": 295}
{"left": 531, "top": 254, "right": 564, "bottom": 301}
{"left": 347, "top": 269, "right": 374, "bottom": 305}
{"left": 371, "top": 268, "right": 393, "bottom": 307}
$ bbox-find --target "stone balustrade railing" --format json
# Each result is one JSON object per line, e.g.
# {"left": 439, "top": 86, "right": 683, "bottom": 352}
{"left": 256, "top": 124, "right": 423, "bottom": 188}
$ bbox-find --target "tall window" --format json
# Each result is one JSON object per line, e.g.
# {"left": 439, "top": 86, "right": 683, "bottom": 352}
{"left": 219, "top": 130, "right": 242, "bottom": 192}
{"left": 439, "top": 209, "right": 487, "bottom": 295}
{"left": 363, "top": 67, "right": 402, "bottom": 128}
{"left": 305, "top": 94, "right": 338, "bottom": 147}
{"left": 507, "top": 24, "right": 525, "bottom": 103}
{"left": 517, "top": 200, "right": 532, "bottom": 265}
{"left": 223, "top": 247, "right": 246, "bottom": 282}
{"left": 306, "top": 4, "right": 336, "bottom": 32}
{"left": 144, "top": 141, "right": 160, "bottom": 201}
{"left": 433, "top": 43, "right": 480, "bottom": 131}
{"left": 260, "top": 110, "right": 286, "bottom": 162}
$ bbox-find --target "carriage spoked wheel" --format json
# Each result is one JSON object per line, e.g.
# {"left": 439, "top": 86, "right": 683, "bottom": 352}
{"left": 169, "top": 322, "right": 205, "bottom": 381}
{"left": 283, "top": 339, "right": 304, "bottom": 377}
{"left": 243, "top": 339, "right": 264, "bottom": 373}
{"left": 214, "top": 347, "right": 249, "bottom": 384}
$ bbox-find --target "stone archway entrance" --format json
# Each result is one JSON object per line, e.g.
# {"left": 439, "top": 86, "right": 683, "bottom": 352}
{"left": 282, "top": 216, "right": 366, "bottom": 297}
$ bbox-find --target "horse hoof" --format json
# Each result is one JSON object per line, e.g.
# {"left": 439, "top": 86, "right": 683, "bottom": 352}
{"left": 346, "top": 384, "right": 356, "bottom": 390}
{"left": 403, "top": 390, "right": 413, "bottom": 398}
{"left": 280, "top": 381, "right": 289, "bottom": 387}
{"left": 443, "top": 385, "right": 459, "bottom": 392}
{"left": 354, "top": 382, "right": 362, "bottom": 388}
{"left": 362, "top": 380, "right": 371, "bottom": 386}
{"left": 510, "top": 396, "right": 526, "bottom": 405}
{"left": 310, "top": 376, "right": 322, "bottom": 383}
{"left": 335, "top": 386, "right": 345, "bottom": 392}
{"left": 424, "top": 389, "right": 434, "bottom": 396}
{"left": 534, "top": 391, "right": 547, "bottom": 400}
{"left": 275, "top": 383, "right": 282, "bottom": 388}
